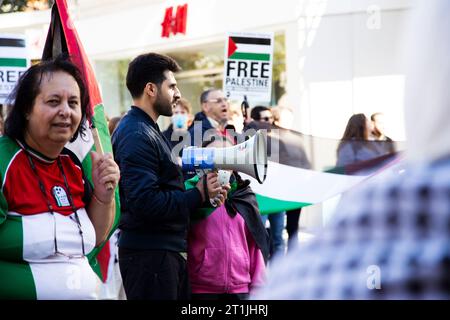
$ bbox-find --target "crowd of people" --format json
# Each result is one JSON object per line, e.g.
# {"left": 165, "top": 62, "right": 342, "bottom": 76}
{"left": 0, "top": 0, "right": 449, "bottom": 301}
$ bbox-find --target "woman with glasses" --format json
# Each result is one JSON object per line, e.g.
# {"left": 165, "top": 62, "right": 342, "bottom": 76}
{"left": 0, "top": 56, "right": 120, "bottom": 299}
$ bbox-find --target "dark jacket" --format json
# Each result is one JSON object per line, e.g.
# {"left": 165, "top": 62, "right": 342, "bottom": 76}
{"left": 112, "top": 106, "right": 203, "bottom": 252}
{"left": 162, "top": 124, "right": 190, "bottom": 157}
{"left": 187, "top": 111, "right": 216, "bottom": 147}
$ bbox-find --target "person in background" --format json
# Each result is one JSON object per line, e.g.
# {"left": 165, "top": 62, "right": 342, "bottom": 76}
{"left": 336, "top": 113, "right": 380, "bottom": 167}
{"left": 188, "top": 88, "right": 231, "bottom": 147}
{"left": 227, "top": 102, "right": 245, "bottom": 134}
{"left": 0, "top": 56, "right": 120, "bottom": 299}
{"left": 163, "top": 98, "right": 192, "bottom": 159}
{"left": 370, "top": 112, "right": 396, "bottom": 154}
{"left": 370, "top": 112, "right": 391, "bottom": 141}
{"left": 185, "top": 137, "right": 269, "bottom": 300}
{"left": 252, "top": 0, "right": 450, "bottom": 299}
{"left": 244, "top": 105, "right": 273, "bottom": 131}
{"left": 244, "top": 106, "right": 286, "bottom": 259}
{"left": 271, "top": 106, "right": 309, "bottom": 252}
{"left": 108, "top": 116, "right": 122, "bottom": 137}
{"left": 271, "top": 106, "right": 294, "bottom": 130}
{"left": 223, "top": 101, "right": 245, "bottom": 145}
{"left": 112, "top": 53, "right": 226, "bottom": 300}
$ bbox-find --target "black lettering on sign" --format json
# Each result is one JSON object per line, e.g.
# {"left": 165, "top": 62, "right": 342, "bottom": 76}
{"left": 227, "top": 60, "right": 236, "bottom": 77}
{"left": 261, "top": 62, "right": 270, "bottom": 78}
{"left": 6, "top": 70, "right": 18, "bottom": 83}
{"left": 250, "top": 62, "right": 259, "bottom": 78}
{"left": 238, "top": 61, "right": 247, "bottom": 77}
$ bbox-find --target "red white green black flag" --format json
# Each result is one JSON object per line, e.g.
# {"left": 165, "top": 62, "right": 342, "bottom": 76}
{"left": 41, "top": 0, "right": 120, "bottom": 283}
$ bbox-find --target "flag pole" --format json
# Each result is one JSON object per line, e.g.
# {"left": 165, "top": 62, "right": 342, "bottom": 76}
{"left": 91, "top": 118, "right": 114, "bottom": 191}
{"left": 241, "top": 95, "right": 250, "bottom": 128}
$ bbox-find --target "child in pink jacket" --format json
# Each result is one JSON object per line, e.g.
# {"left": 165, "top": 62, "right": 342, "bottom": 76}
{"left": 185, "top": 139, "right": 270, "bottom": 300}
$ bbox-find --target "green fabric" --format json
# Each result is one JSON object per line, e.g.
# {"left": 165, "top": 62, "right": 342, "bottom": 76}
{"left": 324, "top": 166, "right": 346, "bottom": 174}
{"left": 184, "top": 174, "right": 312, "bottom": 217}
{"left": 0, "top": 58, "right": 27, "bottom": 67}
{"left": 0, "top": 216, "right": 24, "bottom": 262}
{"left": 0, "top": 260, "right": 36, "bottom": 300}
{"left": 84, "top": 104, "right": 121, "bottom": 281}
{"left": 229, "top": 52, "right": 271, "bottom": 61}
{"left": 0, "top": 137, "right": 36, "bottom": 299}
{"left": 255, "top": 194, "right": 311, "bottom": 215}
{"left": 0, "top": 137, "right": 21, "bottom": 224}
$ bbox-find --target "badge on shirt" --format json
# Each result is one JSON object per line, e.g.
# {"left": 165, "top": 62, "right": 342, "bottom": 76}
{"left": 52, "top": 186, "right": 70, "bottom": 207}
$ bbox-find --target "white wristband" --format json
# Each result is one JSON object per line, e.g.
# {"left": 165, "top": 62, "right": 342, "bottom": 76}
{"left": 210, "top": 198, "right": 218, "bottom": 208}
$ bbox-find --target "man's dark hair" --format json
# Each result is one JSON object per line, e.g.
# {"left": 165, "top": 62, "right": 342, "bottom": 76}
{"left": 4, "top": 55, "right": 90, "bottom": 142}
{"left": 200, "top": 88, "right": 219, "bottom": 104}
{"left": 250, "top": 105, "right": 270, "bottom": 121}
{"left": 126, "top": 53, "right": 181, "bottom": 99}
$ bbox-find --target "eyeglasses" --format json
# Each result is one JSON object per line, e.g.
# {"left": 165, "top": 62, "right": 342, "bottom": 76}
{"left": 260, "top": 117, "right": 273, "bottom": 122}
{"left": 206, "top": 97, "right": 228, "bottom": 104}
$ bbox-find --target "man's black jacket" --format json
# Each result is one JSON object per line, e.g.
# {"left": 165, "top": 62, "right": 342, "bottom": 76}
{"left": 112, "top": 106, "right": 203, "bottom": 252}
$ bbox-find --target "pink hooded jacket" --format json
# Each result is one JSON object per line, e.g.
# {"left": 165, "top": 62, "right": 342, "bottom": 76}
{"left": 187, "top": 204, "right": 266, "bottom": 294}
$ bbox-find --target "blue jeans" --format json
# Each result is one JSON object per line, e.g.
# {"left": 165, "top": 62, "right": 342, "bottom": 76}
{"left": 261, "top": 211, "right": 286, "bottom": 258}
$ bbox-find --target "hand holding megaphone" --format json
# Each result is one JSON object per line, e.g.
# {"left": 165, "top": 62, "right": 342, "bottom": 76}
{"left": 210, "top": 170, "right": 232, "bottom": 207}
{"left": 195, "top": 171, "right": 229, "bottom": 207}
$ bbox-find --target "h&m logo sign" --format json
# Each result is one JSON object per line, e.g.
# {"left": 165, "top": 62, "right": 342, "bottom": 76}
{"left": 161, "top": 4, "right": 188, "bottom": 38}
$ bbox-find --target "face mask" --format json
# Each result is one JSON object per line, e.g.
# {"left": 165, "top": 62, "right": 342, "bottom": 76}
{"left": 172, "top": 114, "right": 187, "bottom": 129}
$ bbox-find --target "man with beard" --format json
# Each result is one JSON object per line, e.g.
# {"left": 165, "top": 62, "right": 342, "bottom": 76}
{"left": 112, "top": 53, "right": 227, "bottom": 300}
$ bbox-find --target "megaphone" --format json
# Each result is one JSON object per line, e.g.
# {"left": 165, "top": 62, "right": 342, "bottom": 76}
{"left": 182, "top": 130, "right": 268, "bottom": 183}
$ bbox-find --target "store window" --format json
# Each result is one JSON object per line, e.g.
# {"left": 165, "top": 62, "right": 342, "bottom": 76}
{"left": 93, "top": 32, "right": 286, "bottom": 124}
{"left": 94, "top": 59, "right": 131, "bottom": 118}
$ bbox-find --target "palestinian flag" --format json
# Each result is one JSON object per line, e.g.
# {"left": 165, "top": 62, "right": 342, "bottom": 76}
{"left": 0, "top": 0, "right": 119, "bottom": 299}
{"left": 241, "top": 125, "right": 404, "bottom": 215}
{"left": 41, "top": 0, "right": 120, "bottom": 283}
{"left": 249, "top": 157, "right": 401, "bottom": 215}
{"left": 227, "top": 35, "right": 272, "bottom": 62}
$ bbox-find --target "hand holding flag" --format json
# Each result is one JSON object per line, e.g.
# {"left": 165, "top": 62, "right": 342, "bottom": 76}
{"left": 41, "top": 0, "right": 120, "bottom": 282}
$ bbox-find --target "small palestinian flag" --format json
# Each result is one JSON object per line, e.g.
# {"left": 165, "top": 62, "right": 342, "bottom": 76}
{"left": 227, "top": 35, "right": 272, "bottom": 62}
